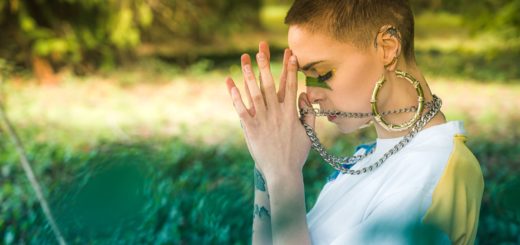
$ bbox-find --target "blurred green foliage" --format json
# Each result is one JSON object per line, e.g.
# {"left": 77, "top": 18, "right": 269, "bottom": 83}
{"left": 0, "top": 0, "right": 518, "bottom": 73}
{"left": 0, "top": 0, "right": 153, "bottom": 68}
{"left": 0, "top": 137, "right": 257, "bottom": 244}
{"left": 416, "top": 48, "right": 520, "bottom": 82}
{"left": 0, "top": 0, "right": 260, "bottom": 70}
{"left": 143, "top": 0, "right": 261, "bottom": 43}
{"left": 412, "top": 0, "right": 520, "bottom": 38}
{"left": 1, "top": 126, "right": 519, "bottom": 244}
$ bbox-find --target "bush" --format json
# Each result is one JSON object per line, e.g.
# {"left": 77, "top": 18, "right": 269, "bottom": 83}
{"left": 0, "top": 128, "right": 518, "bottom": 243}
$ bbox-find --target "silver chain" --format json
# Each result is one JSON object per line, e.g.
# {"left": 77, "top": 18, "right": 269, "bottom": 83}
{"left": 300, "top": 94, "right": 442, "bottom": 175}
{"left": 299, "top": 99, "right": 436, "bottom": 118}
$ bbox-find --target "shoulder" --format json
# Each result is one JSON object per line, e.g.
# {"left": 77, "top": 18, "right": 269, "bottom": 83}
{"left": 377, "top": 132, "right": 480, "bottom": 197}
{"left": 399, "top": 133, "right": 483, "bottom": 187}
{"left": 381, "top": 134, "right": 456, "bottom": 188}
{"left": 421, "top": 134, "right": 484, "bottom": 245}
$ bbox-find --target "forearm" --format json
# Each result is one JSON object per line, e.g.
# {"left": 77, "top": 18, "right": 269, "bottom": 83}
{"left": 252, "top": 166, "right": 272, "bottom": 245}
{"left": 266, "top": 170, "right": 311, "bottom": 245}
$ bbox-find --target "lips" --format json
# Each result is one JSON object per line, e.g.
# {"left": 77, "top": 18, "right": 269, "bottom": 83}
{"left": 327, "top": 115, "right": 337, "bottom": 121}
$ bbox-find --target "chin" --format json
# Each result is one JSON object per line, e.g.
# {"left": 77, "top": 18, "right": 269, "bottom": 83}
{"left": 336, "top": 120, "right": 373, "bottom": 134}
{"left": 336, "top": 123, "right": 359, "bottom": 134}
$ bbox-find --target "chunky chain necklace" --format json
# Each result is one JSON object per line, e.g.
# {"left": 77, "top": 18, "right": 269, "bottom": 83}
{"left": 299, "top": 94, "right": 442, "bottom": 175}
{"left": 299, "top": 99, "right": 436, "bottom": 118}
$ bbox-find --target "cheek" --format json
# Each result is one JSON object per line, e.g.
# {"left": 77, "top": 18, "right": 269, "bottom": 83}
{"left": 328, "top": 59, "right": 381, "bottom": 111}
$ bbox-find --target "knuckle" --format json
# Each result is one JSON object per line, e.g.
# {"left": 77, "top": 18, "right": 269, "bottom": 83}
{"left": 280, "top": 74, "right": 287, "bottom": 82}
{"left": 238, "top": 109, "right": 249, "bottom": 118}
{"left": 246, "top": 73, "right": 255, "bottom": 81}
{"left": 264, "top": 82, "right": 275, "bottom": 91}
{"left": 258, "top": 61, "right": 269, "bottom": 69}
{"left": 243, "top": 72, "right": 255, "bottom": 82}
{"left": 288, "top": 63, "right": 297, "bottom": 72}
{"left": 288, "top": 78, "right": 297, "bottom": 87}
{"left": 277, "top": 94, "right": 284, "bottom": 103}
{"left": 252, "top": 93, "right": 264, "bottom": 102}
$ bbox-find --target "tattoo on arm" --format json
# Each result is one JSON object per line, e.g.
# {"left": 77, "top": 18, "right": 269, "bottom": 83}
{"left": 254, "top": 167, "right": 267, "bottom": 192}
{"left": 253, "top": 204, "right": 271, "bottom": 219}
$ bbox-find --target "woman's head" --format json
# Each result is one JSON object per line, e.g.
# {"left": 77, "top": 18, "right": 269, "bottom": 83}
{"left": 285, "top": 0, "right": 419, "bottom": 133}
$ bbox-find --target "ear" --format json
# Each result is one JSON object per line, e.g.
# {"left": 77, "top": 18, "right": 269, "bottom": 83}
{"left": 374, "top": 25, "right": 402, "bottom": 71}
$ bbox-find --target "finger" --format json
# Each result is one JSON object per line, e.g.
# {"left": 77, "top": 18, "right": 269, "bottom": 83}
{"left": 285, "top": 55, "right": 299, "bottom": 111}
{"left": 226, "top": 76, "right": 252, "bottom": 121}
{"left": 277, "top": 48, "right": 291, "bottom": 102}
{"left": 260, "top": 40, "right": 271, "bottom": 61}
{"left": 241, "top": 58, "right": 255, "bottom": 116}
{"left": 298, "top": 92, "right": 316, "bottom": 128}
{"left": 241, "top": 54, "right": 266, "bottom": 114}
{"left": 243, "top": 77, "right": 256, "bottom": 116}
{"left": 258, "top": 41, "right": 270, "bottom": 101}
{"left": 257, "top": 42, "right": 278, "bottom": 109}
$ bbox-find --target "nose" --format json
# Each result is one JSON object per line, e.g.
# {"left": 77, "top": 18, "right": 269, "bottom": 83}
{"left": 306, "top": 86, "right": 325, "bottom": 104}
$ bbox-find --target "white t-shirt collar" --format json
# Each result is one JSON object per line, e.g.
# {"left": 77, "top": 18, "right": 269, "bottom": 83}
{"left": 373, "top": 120, "right": 466, "bottom": 156}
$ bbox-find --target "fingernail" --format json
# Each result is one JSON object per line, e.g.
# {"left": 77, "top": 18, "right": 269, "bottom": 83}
{"left": 244, "top": 64, "right": 251, "bottom": 74}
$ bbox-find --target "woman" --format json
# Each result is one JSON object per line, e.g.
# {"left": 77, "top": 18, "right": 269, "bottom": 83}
{"left": 225, "top": 0, "right": 484, "bottom": 244}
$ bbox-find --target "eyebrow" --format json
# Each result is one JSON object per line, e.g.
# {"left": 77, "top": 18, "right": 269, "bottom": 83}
{"left": 298, "top": 60, "right": 325, "bottom": 71}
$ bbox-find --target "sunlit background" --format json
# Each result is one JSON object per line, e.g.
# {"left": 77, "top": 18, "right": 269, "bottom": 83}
{"left": 0, "top": 0, "right": 519, "bottom": 244}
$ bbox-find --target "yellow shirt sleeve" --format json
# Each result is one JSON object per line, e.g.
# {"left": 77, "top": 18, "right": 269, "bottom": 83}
{"left": 422, "top": 134, "right": 485, "bottom": 244}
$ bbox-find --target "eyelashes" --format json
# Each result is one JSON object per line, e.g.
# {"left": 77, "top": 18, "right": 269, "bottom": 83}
{"left": 317, "top": 70, "right": 334, "bottom": 82}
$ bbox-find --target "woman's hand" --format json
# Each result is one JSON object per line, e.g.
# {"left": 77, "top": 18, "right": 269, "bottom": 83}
{"left": 225, "top": 41, "right": 316, "bottom": 179}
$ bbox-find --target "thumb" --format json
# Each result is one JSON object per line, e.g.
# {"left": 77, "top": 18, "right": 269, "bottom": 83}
{"left": 298, "top": 92, "right": 316, "bottom": 129}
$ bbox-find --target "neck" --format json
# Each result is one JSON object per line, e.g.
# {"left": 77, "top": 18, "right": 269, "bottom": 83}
{"left": 372, "top": 60, "right": 447, "bottom": 139}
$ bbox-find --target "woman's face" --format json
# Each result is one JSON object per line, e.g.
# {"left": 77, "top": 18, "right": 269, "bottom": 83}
{"left": 288, "top": 25, "right": 385, "bottom": 133}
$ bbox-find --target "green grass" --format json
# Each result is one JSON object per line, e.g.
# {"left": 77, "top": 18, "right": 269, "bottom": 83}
{"left": 2, "top": 121, "right": 519, "bottom": 243}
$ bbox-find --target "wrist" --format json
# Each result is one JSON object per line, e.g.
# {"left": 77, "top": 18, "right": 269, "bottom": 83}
{"left": 254, "top": 166, "right": 269, "bottom": 193}
{"left": 265, "top": 168, "right": 303, "bottom": 189}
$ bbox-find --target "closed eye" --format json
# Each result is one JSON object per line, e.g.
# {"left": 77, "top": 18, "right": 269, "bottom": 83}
{"left": 305, "top": 69, "right": 334, "bottom": 90}
{"left": 317, "top": 70, "right": 334, "bottom": 82}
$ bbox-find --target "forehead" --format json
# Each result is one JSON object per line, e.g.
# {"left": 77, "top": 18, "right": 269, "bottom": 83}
{"left": 288, "top": 25, "right": 359, "bottom": 66}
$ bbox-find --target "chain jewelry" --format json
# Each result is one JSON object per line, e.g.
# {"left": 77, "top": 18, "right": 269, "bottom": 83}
{"left": 300, "top": 94, "right": 442, "bottom": 175}
{"left": 299, "top": 99, "right": 435, "bottom": 119}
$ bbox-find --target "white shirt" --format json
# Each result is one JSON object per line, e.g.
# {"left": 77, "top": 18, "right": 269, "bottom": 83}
{"left": 306, "top": 120, "right": 469, "bottom": 244}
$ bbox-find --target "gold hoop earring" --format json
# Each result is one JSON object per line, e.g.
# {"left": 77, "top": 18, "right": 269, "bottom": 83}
{"left": 370, "top": 70, "right": 425, "bottom": 132}
{"left": 358, "top": 119, "right": 373, "bottom": 130}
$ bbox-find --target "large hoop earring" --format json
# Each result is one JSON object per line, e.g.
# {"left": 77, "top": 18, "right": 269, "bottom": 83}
{"left": 370, "top": 70, "right": 425, "bottom": 132}
{"left": 358, "top": 119, "right": 373, "bottom": 130}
